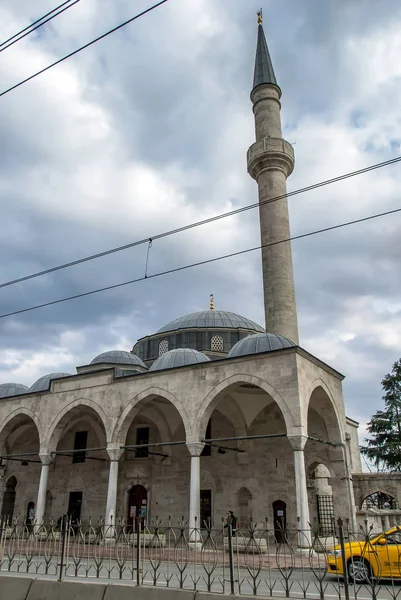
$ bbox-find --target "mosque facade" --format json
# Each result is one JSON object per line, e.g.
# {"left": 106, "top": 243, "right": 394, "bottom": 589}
{"left": 0, "top": 15, "right": 389, "bottom": 538}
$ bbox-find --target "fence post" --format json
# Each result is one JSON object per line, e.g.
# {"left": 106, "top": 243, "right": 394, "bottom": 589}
{"left": 58, "top": 516, "right": 67, "bottom": 582}
{"left": 136, "top": 516, "right": 141, "bottom": 586}
{"left": 227, "top": 523, "right": 235, "bottom": 595}
{"left": 338, "top": 518, "right": 350, "bottom": 600}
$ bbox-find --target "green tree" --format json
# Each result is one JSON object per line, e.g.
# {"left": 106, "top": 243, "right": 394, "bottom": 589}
{"left": 361, "top": 359, "right": 401, "bottom": 472}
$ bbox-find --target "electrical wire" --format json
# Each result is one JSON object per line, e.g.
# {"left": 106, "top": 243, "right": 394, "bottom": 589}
{"left": 0, "top": 0, "right": 77, "bottom": 49}
{"left": 0, "top": 205, "right": 399, "bottom": 320}
{"left": 1, "top": 155, "right": 400, "bottom": 291}
{"left": 0, "top": 0, "right": 169, "bottom": 98}
{"left": 0, "top": 0, "right": 80, "bottom": 54}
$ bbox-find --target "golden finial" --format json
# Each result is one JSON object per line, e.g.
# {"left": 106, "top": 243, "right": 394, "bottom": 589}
{"left": 257, "top": 9, "right": 263, "bottom": 25}
{"left": 210, "top": 294, "right": 214, "bottom": 310}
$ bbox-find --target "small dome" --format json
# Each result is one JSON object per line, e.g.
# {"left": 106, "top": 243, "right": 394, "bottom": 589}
{"left": 157, "top": 310, "right": 264, "bottom": 334}
{"left": 29, "top": 372, "right": 71, "bottom": 393}
{"left": 90, "top": 350, "right": 146, "bottom": 368}
{"left": 228, "top": 333, "right": 296, "bottom": 358}
{"left": 150, "top": 348, "right": 210, "bottom": 371}
{"left": 0, "top": 383, "right": 29, "bottom": 398}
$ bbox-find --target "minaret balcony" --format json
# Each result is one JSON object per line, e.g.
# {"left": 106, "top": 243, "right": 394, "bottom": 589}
{"left": 247, "top": 137, "right": 294, "bottom": 180}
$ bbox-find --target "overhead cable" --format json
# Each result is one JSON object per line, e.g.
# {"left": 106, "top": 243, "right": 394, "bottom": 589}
{"left": 0, "top": 0, "right": 169, "bottom": 98}
{"left": 0, "top": 155, "right": 400, "bottom": 290}
{"left": 0, "top": 205, "right": 400, "bottom": 320}
{"left": 0, "top": 0, "right": 80, "bottom": 54}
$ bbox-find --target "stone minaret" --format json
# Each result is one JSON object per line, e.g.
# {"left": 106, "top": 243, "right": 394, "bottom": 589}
{"left": 247, "top": 12, "right": 299, "bottom": 344}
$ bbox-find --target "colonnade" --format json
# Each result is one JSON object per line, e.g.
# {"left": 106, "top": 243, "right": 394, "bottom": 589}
{"left": 32, "top": 435, "right": 313, "bottom": 546}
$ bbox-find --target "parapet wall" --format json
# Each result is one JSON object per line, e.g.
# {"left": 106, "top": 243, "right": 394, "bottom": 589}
{"left": 0, "top": 576, "right": 259, "bottom": 600}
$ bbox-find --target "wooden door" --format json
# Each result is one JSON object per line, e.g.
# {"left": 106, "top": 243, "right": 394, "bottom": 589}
{"left": 127, "top": 485, "right": 148, "bottom": 531}
{"left": 200, "top": 489, "right": 212, "bottom": 528}
{"left": 272, "top": 500, "right": 287, "bottom": 543}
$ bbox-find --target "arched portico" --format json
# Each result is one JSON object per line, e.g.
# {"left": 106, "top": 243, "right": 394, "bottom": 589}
{"left": 0, "top": 412, "right": 41, "bottom": 521}
{"left": 45, "top": 399, "right": 109, "bottom": 452}
{"left": 194, "top": 373, "right": 295, "bottom": 439}
{"left": 107, "top": 390, "right": 190, "bottom": 525}
{"left": 189, "top": 374, "right": 311, "bottom": 531}
{"left": 305, "top": 383, "right": 354, "bottom": 526}
{"left": 42, "top": 402, "right": 109, "bottom": 524}
{"left": 112, "top": 387, "right": 191, "bottom": 447}
{"left": 0, "top": 408, "right": 43, "bottom": 454}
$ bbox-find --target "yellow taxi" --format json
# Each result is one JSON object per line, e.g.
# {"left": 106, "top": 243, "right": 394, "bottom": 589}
{"left": 326, "top": 526, "right": 401, "bottom": 582}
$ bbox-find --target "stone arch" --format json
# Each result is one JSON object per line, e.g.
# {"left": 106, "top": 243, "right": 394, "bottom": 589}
{"left": 194, "top": 373, "right": 294, "bottom": 439}
{"left": 360, "top": 489, "right": 398, "bottom": 510}
{"left": 307, "top": 459, "right": 336, "bottom": 480}
{"left": 305, "top": 379, "right": 345, "bottom": 442}
{"left": 0, "top": 408, "right": 43, "bottom": 453}
{"left": 112, "top": 387, "right": 191, "bottom": 447}
{"left": 45, "top": 399, "right": 109, "bottom": 452}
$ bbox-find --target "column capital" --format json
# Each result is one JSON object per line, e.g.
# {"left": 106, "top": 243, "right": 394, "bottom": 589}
{"left": 107, "top": 447, "right": 124, "bottom": 462}
{"left": 288, "top": 435, "right": 308, "bottom": 451}
{"left": 39, "top": 453, "right": 53, "bottom": 466}
{"left": 186, "top": 442, "right": 205, "bottom": 457}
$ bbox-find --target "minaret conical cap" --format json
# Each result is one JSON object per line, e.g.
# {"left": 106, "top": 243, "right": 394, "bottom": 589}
{"left": 252, "top": 21, "right": 279, "bottom": 92}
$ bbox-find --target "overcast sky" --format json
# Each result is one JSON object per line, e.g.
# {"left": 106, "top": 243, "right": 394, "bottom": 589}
{"left": 0, "top": 0, "right": 401, "bottom": 460}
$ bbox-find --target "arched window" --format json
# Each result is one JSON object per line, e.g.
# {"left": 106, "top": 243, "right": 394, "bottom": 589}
{"left": 362, "top": 491, "right": 398, "bottom": 510}
{"left": 158, "top": 340, "right": 169, "bottom": 356}
{"left": 211, "top": 335, "right": 224, "bottom": 352}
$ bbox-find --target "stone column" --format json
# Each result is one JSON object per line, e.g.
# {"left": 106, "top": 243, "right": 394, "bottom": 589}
{"left": 186, "top": 442, "right": 204, "bottom": 534}
{"left": 288, "top": 435, "right": 311, "bottom": 547}
{"left": 342, "top": 440, "right": 358, "bottom": 531}
{"left": 36, "top": 454, "right": 52, "bottom": 526}
{"left": 105, "top": 448, "right": 124, "bottom": 528}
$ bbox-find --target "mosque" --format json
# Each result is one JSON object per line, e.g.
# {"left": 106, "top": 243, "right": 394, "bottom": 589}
{"left": 0, "top": 13, "right": 392, "bottom": 539}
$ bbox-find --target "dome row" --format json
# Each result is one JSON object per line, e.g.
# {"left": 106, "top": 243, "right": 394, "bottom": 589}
{"left": 0, "top": 334, "right": 295, "bottom": 398}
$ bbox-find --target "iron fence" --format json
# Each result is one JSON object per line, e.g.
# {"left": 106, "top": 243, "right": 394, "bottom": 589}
{"left": 1, "top": 515, "right": 401, "bottom": 598}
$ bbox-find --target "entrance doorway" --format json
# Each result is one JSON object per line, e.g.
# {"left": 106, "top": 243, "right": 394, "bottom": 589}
{"left": 272, "top": 500, "right": 287, "bottom": 543}
{"left": 26, "top": 501, "right": 35, "bottom": 528}
{"left": 200, "top": 489, "right": 212, "bottom": 527}
{"left": 67, "top": 491, "right": 83, "bottom": 526}
{"left": 1, "top": 476, "right": 17, "bottom": 522}
{"left": 127, "top": 485, "right": 148, "bottom": 530}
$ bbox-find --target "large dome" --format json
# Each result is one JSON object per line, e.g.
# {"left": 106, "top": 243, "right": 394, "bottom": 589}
{"left": 157, "top": 310, "right": 264, "bottom": 334}
{"left": 91, "top": 350, "right": 146, "bottom": 368}
{"left": 150, "top": 348, "right": 210, "bottom": 371}
{"left": 228, "top": 332, "right": 296, "bottom": 358}
{"left": 0, "top": 383, "right": 29, "bottom": 398}
{"left": 29, "top": 372, "right": 71, "bottom": 393}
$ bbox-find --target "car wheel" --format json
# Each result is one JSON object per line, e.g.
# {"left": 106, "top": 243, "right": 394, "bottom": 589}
{"left": 347, "top": 558, "right": 372, "bottom": 583}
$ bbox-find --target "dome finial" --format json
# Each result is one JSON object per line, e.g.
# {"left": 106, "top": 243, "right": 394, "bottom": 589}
{"left": 210, "top": 294, "right": 214, "bottom": 310}
{"left": 257, "top": 8, "right": 263, "bottom": 25}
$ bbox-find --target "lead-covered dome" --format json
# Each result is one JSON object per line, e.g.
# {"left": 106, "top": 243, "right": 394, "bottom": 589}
{"left": 157, "top": 310, "right": 264, "bottom": 334}
{"left": 90, "top": 350, "right": 146, "bottom": 368}
{"left": 29, "top": 372, "right": 71, "bottom": 393}
{"left": 0, "top": 383, "right": 29, "bottom": 398}
{"left": 150, "top": 348, "right": 210, "bottom": 371}
{"left": 228, "top": 332, "right": 296, "bottom": 358}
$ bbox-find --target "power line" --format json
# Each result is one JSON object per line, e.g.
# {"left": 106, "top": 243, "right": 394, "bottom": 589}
{"left": 0, "top": 0, "right": 169, "bottom": 98}
{"left": 1, "top": 155, "right": 400, "bottom": 291}
{"left": 0, "top": 0, "right": 77, "bottom": 49}
{"left": 0, "top": 0, "right": 80, "bottom": 54}
{"left": 0, "top": 205, "right": 399, "bottom": 321}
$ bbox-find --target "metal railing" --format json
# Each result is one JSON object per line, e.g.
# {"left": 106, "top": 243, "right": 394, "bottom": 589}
{"left": 1, "top": 515, "right": 401, "bottom": 598}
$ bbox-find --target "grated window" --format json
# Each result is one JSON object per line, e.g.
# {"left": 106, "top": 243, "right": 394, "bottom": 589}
{"left": 211, "top": 335, "right": 224, "bottom": 352}
{"left": 159, "top": 340, "right": 169, "bottom": 356}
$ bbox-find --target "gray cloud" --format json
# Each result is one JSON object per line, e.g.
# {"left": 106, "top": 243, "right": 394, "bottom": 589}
{"left": 0, "top": 0, "right": 400, "bottom": 447}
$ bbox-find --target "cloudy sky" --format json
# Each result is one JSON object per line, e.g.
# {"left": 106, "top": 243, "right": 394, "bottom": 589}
{"left": 0, "top": 0, "right": 401, "bottom": 461}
